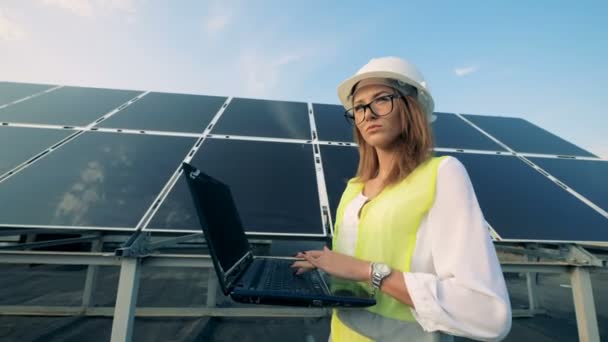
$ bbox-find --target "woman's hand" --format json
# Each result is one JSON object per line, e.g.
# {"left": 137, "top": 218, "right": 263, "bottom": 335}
{"left": 290, "top": 251, "right": 316, "bottom": 275}
{"left": 297, "top": 246, "right": 371, "bottom": 282}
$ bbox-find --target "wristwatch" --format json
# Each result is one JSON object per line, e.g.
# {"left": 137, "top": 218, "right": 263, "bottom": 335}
{"left": 370, "top": 262, "right": 391, "bottom": 291}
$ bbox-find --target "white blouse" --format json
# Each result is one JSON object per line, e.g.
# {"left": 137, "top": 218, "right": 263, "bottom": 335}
{"left": 335, "top": 156, "right": 512, "bottom": 341}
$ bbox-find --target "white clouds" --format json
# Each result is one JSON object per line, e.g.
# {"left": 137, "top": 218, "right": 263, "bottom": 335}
{"left": 236, "top": 47, "right": 320, "bottom": 98}
{"left": 454, "top": 65, "right": 479, "bottom": 77}
{"left": 0, "top": 12, "right": 26, "bottom": 41}
{"left": 41, "top": 0, "right": 94, "bottom": 17}
{"left": 202, "top": 2, "right": 235, "bottom": 35}
{"left": 40, "top": 0, "right": 141, "bottom": 17}
{"left": 205, "top": 13, "right": 231, "bottom": 34}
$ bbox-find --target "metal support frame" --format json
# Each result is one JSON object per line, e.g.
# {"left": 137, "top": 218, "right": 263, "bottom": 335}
{"left": 81, "top": 235, "right": 103, "bottom": 312}
{"left": 110, "top": 257, "right": 141, "bottom": 342}
{"left": 206, "top": 271, "right": 218, "bottom": 308}
{"left": 0, "top": 243, "right": 606, "bottom": 342}
{"left": 0, "top": 235, "right": 102, "bottom": 250}
{"left": 525, "top": 254, "right": 541, "bottom": 314}
{"left": 570, "top": 267, "right": 600, "bottom": 342}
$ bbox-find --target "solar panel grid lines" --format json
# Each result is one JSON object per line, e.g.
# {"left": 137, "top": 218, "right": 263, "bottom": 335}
{"left": 528, "top": 157, "right": 608, "bottom": 216}
{"left": 87, "top": 127, "right": 203, "bottom": 139}
{"left": 84, "top": 91, "right": 150, "bottom": 130}
{"left": 316, "top": 140, "right": 357, "bottom": 147}
{"left": 431, "top": 112, "right": 508, "bottom": 152}
{"left": 0, "top": 85, "right": 63, "bottom": 110}
{"left": 0, "top": 122, "right": 81, "bottom": 131}
{"left": 307, "top": 102, "right": 333, "bottom": 237}
{"left": 96, "top": 92, "right": 228, "bottom": 133}
{"left": 0, "top": 90, "right": 152, "bottom": 185}
{"left": 0, "top": 82, "right": 605, "bottom": 243}
{"left": 435, "top": 151, "right": 608, "bottom": 242}
{"left": 518, "top": 154, "right": 608, "bottom": 220}
{"left": 518, "top": 152, "right": 605, "bottom": 162}
{"left": 453, "top": 112, "right": 608, "bottom": 221}
{"left": 0, "top": 132, "right": 197, "bottom": 231}
{"left": 433, "top": 147, "right": 516, "bottom": 156}
{"left": 454, "top": 113, "right": 516, "bottom": 153}
{"left": 211, "top": 97, "right": 311, "bottom": 140}
{"left": 0, "top": 130, "right": 84, "bottom": 184}
{"left": 204, "top": 134, "right": 311, "bottom": 145}
{"left": 137, "top": 97, "right": 234, "bottom": 231}
{"left": 461, "top": 113, "right": 597, "bottom": 157}
{"left": 0, "top": 86, "right": 142, "bottom": 126}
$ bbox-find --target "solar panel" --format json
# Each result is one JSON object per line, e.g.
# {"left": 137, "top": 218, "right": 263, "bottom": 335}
{"left": 312, "top": 103, "right": 355, "bottom": 143}
{"left": 0, "top": 86, "right": 140, "bottom": 126}
{"left": 0, "top": 81, "right": 605, "bottom": 244}
{"left": 529, "top": 157, "right": 608, "bottom": 213}
{"left": 97, "top": 92, "right": 227, "bottom": 133}
{"left": 432, "top": 112, "right": 507, "bottom": 151}
{"left": 318, "top": 145, "right": 359, "bottom": 223}
{"left": 146, "top": 138, "right": 324, "bottom": 236}
{"left": 0, "top": 126, "right": 72, "bottom": 176}
{"left": 0, "top": 132, "right": 195, "bottom": 230}
{"left": 211, "top": 98, "right": 311, "bottom": 139}
{"left": 0, "top": 82, "right": 54, "bottom": 106}
{"left": 435, "top": 151, "right": 608, "bottom": 242}
{"left": 462, "top": 114, "right": 596, "bottom": 157}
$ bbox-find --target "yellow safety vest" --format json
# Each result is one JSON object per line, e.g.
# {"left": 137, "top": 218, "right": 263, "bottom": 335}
{"left": 331, "top": 156, "right": 447, "bottom": 341}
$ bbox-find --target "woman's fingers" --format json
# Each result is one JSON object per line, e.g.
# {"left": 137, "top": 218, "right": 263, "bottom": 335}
{"left": 290, "top": 260, "right": 314, "bottom": 269}
{"left": 290, "top": 259, "right": 315, "bottom": 275}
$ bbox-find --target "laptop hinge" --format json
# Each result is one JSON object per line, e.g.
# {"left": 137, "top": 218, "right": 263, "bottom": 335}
{"left": 224, "top": 251, "right": 253, "bottom": 291}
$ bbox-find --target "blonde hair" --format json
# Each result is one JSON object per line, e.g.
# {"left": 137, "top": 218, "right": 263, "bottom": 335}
{"left": 353, "top": 94, "right": 434, "bottom": 187}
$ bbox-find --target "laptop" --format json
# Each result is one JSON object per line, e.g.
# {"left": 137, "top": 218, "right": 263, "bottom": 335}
{"left": 182, "top": 162, "right": 375, "bottom": 308}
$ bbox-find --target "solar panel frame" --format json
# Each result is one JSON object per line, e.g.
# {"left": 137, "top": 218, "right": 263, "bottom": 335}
{"left": 462, "top": 113, "right": 596, "bottom": 157}
{"left": 527, "top": 156, "right": 608, "bottom": 214}
{"left": 435, "top": 151, "right": 608, "bottom": 243}
{"left": 210, "top": 97, "right": 311, "bottom": 140}
{"left": 0, "top": 131, "right": 196, "bottom": 231}
{"left": 0, "top": 82, "right": 58, "bottom": 108}
{"left": 0, "top": 86, "right": 142, "bottom": 126}
{"left": 96, "top": 92, "right": 227, "bottom": 133}
{"left": 145, "top": 136, "right": 325, "bottom": 237}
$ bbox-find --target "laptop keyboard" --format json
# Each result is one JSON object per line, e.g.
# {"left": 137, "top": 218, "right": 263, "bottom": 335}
{"left": 256, "top": 259, "right": 325, "bottom": 294}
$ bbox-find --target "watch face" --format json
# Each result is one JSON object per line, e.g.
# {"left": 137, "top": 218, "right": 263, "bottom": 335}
{"left": 378, "top": 263, "right": 390, "bottom": 274}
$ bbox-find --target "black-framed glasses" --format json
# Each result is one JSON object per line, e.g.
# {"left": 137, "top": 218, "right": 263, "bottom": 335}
{"left": 344, "top": 93, "right": 405, "bottom": 125}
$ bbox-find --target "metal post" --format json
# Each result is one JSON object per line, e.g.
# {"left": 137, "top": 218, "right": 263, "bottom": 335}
{"left": 81, "top": 236, "right": 104, "bottom": 312}
{"left": 570, "top": 267, "right": 600, "bottom": 342}
{"left": 110, "top": 257, "right": 141, "bottom": 342}
{"left": 526, "top": 255, "right": 539, "bottom": 314}
{"left": 206, "top": 271, "right": 218, "bottom": 307}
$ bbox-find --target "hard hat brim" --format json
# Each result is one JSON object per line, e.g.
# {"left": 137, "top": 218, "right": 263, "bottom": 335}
{"left": 337, "top": 70, "right": 435, "bottom": 120}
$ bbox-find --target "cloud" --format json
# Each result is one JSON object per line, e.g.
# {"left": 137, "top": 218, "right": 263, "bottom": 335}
{"left": 237, "top": 50, "right": 309, "bottom": 97}
{"left": 41, "top": 0, "right": 94, "bottom": 17}
{"left": 202, "top": 2, "right": 235, "bottom": 35}
{"left": 205, "top": 13, "right": 231, "bottom": 34}
{"left": 454, "top": 65, "right": 479, "bottom": 77}
{"left": 0, "top": 12, "right": 26, "bottom": 41}
{"left": 40, "top": 0, "right": 141, "bottom": 17}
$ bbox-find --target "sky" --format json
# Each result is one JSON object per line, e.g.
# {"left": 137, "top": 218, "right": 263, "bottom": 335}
{"left": 1, "top": 0, "right": 606, "bottom": 158}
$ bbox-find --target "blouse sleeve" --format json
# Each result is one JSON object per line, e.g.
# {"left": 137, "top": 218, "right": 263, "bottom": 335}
{"left": 403, "top": 156, "right": 512, "bottom": 341}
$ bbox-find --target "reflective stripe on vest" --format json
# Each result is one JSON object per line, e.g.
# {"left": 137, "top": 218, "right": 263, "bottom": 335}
{"left": 331, "top": 156, "right": 449, "bottom": 341}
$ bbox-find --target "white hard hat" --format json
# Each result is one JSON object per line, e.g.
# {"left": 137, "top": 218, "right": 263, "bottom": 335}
{"left": 337, "top": 57, "right": 434, "bottom": 119}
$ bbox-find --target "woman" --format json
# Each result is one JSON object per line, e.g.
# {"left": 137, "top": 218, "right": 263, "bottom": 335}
{"left": 291, "top": 57, "right": 512, "bottom": 341}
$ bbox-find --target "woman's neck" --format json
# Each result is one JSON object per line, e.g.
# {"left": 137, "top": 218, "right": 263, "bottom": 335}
{"left": 375, "top": 147, "right": 398, "bottom": 181}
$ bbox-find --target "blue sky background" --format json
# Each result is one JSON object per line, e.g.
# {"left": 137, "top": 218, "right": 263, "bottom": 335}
{"left": 1, "top": 0, "right": 606, "bottom": 158}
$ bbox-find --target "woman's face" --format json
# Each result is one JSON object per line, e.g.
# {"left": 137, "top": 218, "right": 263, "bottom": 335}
{"left": 352, "top": 84, "right": 403, "bottom": 150}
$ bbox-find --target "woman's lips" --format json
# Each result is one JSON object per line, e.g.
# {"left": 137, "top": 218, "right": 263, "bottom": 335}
{"left": 366, "top": 125, "right": 382, "bottom": 133}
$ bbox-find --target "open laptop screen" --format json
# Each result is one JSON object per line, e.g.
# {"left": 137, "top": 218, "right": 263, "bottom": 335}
{"left": 184, "top": 164, "right": 251, "bottom": 274}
